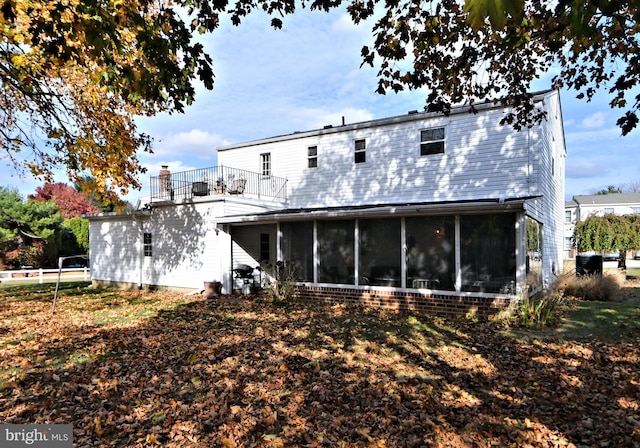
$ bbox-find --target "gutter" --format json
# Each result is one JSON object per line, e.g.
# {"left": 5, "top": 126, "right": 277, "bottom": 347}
{"left": 217, "top": 196, "right": 542, "bottom": 225}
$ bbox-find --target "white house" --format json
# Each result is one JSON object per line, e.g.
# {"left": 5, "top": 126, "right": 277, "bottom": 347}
{"left": 564, "top": 192, "right": 640, "bottom": 259}
{"left": 87, "top": 89, "right": 566, "bottom": 316}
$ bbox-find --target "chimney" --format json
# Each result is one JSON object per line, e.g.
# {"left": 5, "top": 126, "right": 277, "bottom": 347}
{"left": 159, "top": 165, "right": 171, "bottom": 197}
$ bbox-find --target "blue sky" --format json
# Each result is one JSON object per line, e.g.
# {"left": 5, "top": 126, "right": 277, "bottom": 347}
{"left": 2, "top": 8, "right": 639, "bottom": 202}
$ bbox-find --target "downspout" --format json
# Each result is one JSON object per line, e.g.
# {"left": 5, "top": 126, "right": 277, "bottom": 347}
{"left": 132, "top": 213, "right": 143, "bottom": 290}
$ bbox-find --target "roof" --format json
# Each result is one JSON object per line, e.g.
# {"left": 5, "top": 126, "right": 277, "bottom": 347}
{"left": 572, "top": 192, "right": 640, "bottom": 206}
{"left": 218, "top": 90, "right": 558, "bottom": 151}
{"left": 216, "top": 196, "right": 536, "bottom": 225}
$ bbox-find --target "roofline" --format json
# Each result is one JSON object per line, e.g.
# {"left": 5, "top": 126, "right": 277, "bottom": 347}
{"left": 218, "top": 90, "right": 557, "bottom": 151}
{"left": 217, "top": 196, "right": 539, "bottom": 225}
{"left": 85, "top": 210, "right": 151, "bottom": 221}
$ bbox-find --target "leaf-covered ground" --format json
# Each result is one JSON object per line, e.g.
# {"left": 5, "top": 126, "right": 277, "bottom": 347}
{"left": 1, "top": 284, "right": 639, "bottom": 447}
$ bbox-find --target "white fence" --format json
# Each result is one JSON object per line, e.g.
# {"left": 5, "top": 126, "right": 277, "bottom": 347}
{"left": 0, "top": 267, "right": 91, "bottom": 284}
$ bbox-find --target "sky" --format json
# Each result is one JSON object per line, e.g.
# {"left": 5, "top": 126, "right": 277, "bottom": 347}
{"left": 2, "top": 7, "right": 639, "bottom": 203}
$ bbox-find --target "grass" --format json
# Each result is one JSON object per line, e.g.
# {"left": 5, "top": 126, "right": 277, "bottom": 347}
{"left": 1, "top": 283, "right": 639, "bottom": 447}
{"left": 558, "top": 300, "right": 640, "bottom": 341}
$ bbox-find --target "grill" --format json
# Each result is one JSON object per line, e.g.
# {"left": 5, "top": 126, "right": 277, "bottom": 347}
{"left": 233, "top": 264, "right": 257, "bottom": 294}
{"left": 233, "top": 264, "right": 255, "bottom": 279}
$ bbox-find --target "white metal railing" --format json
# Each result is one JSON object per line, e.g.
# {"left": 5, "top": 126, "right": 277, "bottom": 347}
{"left": 0, "top": 267, "right": 91, "bottom": 284}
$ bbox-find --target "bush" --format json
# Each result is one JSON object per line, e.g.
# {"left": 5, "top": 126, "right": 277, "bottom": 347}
{"left": 493, "top": 290, "right": 565, "bottom": 329}
{"left": 262, "top": 260, "right": 301, "bottom": 302}
{"left": 556, "top": 270, "right": 624, "bottom": 301}
{"left": 514, "top": 292, "right": 565, "bottom": 329}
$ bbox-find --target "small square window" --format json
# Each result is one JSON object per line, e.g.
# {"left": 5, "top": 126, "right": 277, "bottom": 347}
{"left": 420, "top": 127, "right": 445, "bottom": 156}
{"left": 355, "top": 139, "right": 366, "bottom": 163}
{"left": 143, "top": 232, "right": 152, "bottom": 257}
{"left": 308, "top": 146, "right": 318, "bottom": 168}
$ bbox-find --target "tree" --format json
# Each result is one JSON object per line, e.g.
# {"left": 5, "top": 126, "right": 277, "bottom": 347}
{"left": 596, "top": 185, "right": 623, "bottom": 195}
{"left": 74, "top": 176, "right": 129, "bottom": 213}
{"left": 29, "top": 183, "right": 99, "bottom": 218}
{"left": 0, "top": 187, "right": 64, "bottom": 267}
{"left": 1, "top": 0, "right": 214, "bottom": 194}
{"left": 352, "top": 0, "right": 640, "bottom": 134}
{"left": 573, "top": 213, "right": 640, "bottom": 270}
{"left": 63, "top": 217, "right": 90, "bottom": 253}
{"left": 622, "top": 181, "right": 640, "bottom": 193}
{"left": 3, "top": 0, "right": 640, "bottom": 197}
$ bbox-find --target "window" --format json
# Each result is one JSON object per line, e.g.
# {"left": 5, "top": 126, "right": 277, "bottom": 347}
{"left": 359, "top": 218, "right": 402, "bottom": 287}
{"left": 633, "top": 207, "right": 640, "bottom": 215}
{"left": 281, "top": 222, "right": 314, "bottom": 281}
{"left": 420, "top": 127, "right": 445, "bottom": 156}
{"left": 460, "top": 214, "right": 516, "bottom": 293}
{"left": 354, "top": 139, "right": 366, "bottom": 163}
{"left": 565, "top": 237, "right": 573, "bottom": 250}
{"left": 308, "top": 146, "right": 318, "bottom": 168}
{"left": 143, "top": 232, "right": 152, "bottom": 257}
{"left": 604, "top": 207, "right": 614, "bottom": 214}
{"left": 260, "top": 153, "right": 271, "bottom": 177}
{"left": 260, "top": 233, "right": 270, "bottom": 261}
{"left": 405, "top": 216, "right": 455, "bottom": 290}
{"left": 318, "top": 220, "right": 355, "bottom": 284}
{"left": 565, "top": 210, "right": 572, "bottom": 223}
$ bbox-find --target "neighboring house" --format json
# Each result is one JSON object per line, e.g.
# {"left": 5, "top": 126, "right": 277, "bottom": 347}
{"left": 87, "top": 89, "right": 566, "bottom": 316}
{"left": 564, "top": 192, "right": 640, "bottom": 259}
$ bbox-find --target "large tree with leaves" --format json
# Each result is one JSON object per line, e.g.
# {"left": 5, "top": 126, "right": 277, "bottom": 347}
{"left": 0, "top": 187, "right": 64, "bottom": 268}
{"left": 29, "top": 183, "right": 99, "bottom": 218}
{"left": 1, "top": 0, "right": 214, "bottom": 194}
{"left": 573, "top": 213, "right": 640, "bottom": 270}
{"left": 3, "top": 0, "right": 640, "bottom": 195}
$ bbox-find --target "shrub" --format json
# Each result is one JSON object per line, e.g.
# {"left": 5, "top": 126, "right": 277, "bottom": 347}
{"left": 514, "top": 292, "right": 565, "bottom": 329}
{"left": 262, "top": 260, "right": 301, "bottom": 302}
{"left": 556, "top": 270, "right": 624, "bottom": 301}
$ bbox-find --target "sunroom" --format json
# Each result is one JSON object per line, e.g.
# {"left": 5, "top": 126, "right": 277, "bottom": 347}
{"left": 221, "top": 199, "right": 544, "bottom": 299}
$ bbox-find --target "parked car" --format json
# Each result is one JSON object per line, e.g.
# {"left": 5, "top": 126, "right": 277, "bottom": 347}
{"left": 603, "top": 250, "right": 620, "bottom": 261}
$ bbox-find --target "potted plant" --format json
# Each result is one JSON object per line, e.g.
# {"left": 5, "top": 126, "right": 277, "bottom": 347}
{"left": 203, "top": 280, "right": 222, "bottom": 298}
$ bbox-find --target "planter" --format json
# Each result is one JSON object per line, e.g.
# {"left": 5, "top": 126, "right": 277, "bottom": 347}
{"left": 204, "top": 281, "right": 222, "bottom": 298}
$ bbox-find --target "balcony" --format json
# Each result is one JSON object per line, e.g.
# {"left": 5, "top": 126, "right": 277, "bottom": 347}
{"left": 150, "top": 166, "right": 287, "bottom": 203}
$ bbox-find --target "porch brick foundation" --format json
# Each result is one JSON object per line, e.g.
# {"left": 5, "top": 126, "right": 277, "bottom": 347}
{"left": 293, "top": 285, "right": 511, "bottom": 317}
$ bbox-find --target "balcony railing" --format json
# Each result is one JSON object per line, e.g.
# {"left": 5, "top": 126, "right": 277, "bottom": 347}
{"left": 150, "top": 166, "right": 287, "bottom": 203}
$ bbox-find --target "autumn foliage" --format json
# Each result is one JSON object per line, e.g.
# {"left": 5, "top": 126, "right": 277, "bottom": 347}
{"left": 1, "top": 286, "right": 639, "bottom": 447}
{"left": 29, "top": 183, "right": 98, "bottom": 218}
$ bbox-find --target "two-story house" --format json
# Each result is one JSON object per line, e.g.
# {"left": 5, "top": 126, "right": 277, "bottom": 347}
{"left": 87, "top": 89, "right": 566, "bottom": 316}
{"left": 564, "top": 192, "right": 640, "bottom": 259}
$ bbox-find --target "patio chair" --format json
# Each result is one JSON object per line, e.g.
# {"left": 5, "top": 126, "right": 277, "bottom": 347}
{"left": 228, "top": 179, "right": 247, "bottom": 195}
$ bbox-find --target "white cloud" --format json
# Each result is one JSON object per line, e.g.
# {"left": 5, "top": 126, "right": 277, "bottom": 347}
{"left": 581, "top": 112, "right": 606, "bottom": 129}
{"left": 152, "top": 129, "right": 228, "bottom": 160}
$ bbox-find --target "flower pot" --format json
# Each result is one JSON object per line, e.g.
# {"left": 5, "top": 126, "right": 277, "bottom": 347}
{"left": 204, "top": 281, "right": 222, "bottom": 298}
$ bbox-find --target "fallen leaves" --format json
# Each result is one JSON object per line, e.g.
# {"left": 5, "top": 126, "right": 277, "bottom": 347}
{"left": 1, "top": 288, "right": 640, "bottom": 447}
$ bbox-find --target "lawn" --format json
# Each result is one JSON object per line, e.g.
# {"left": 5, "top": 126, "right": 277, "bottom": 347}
{"left": 1, "top": 283, "right": 639, "bottom": 447}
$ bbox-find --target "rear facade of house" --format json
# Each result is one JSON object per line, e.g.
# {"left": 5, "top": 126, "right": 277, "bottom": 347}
{"left": 88, "top": 90, "right": 566, "bottom": 316}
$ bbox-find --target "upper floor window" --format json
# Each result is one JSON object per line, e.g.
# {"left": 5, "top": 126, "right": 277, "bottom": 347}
{"left": 143, "top": 232, "right": 152, "bottom": 257}
{"left": 354, "top": 139, "right": 366, "bottom": 163}
{"left": 565, "top": 210, "right": 572, "bottom": 223}
{"left": 261, "top": 153, "right": 271, "bottom": 177}
{"left": 420, "top": 127, "right": 445, "bottom": 156}
{"left": 308, "top": 146, "right": 318, "bottom": 168}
